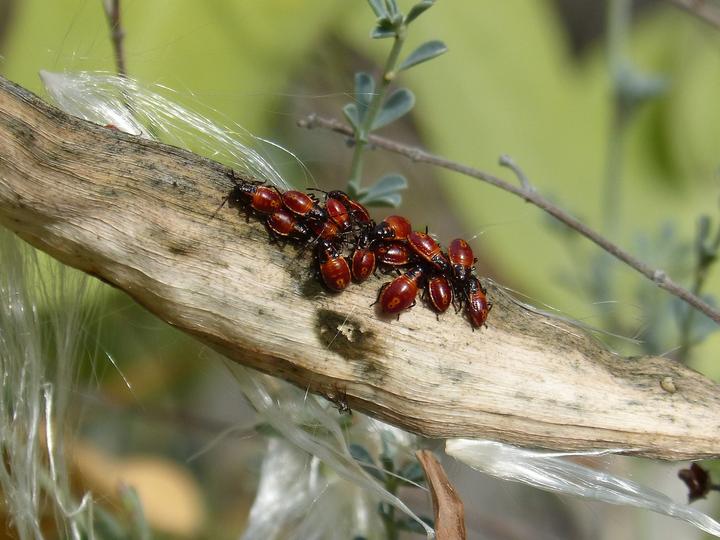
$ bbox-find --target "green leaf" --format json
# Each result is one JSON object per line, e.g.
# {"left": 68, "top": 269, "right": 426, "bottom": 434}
{"left": 359, "top": 174, "right": 407, "bottom": 207}
{"left": 367, "top": 0, "right": 387, "bottom": 17}
{"left": 343, "top": 103, "right": 360, "bottom": 131}
{"left": 398, "top": 40, "right": 448, "bottom": 72}
{"left": 355, "top": 72, "right": 375, "bottom": 121}
{"left": 384, "top": 0, "right": 399, "bottom": 17}
{"left": 350, "top": 443, "right": 386, "bottom": 482}
{"left": 405, "top": 0, "right": 435, "bottom": 24}
{"left": 372, "top": 17, "right": 397, "bottom": 39}
{"left": 372, "top": 88, "right": 415, "bottom": 130}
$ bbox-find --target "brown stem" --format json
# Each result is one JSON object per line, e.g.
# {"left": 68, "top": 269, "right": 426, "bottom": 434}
{"left": 297, "top": 113, "right": 720, "bottom": 327}
{"left": 102, "top": 0, "right": 127, "bottom": 76}
{"left": 416, "top": 450, "right": 466, "bottom": 540}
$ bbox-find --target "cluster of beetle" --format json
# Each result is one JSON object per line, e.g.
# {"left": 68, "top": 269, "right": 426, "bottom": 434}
{"left": 219, "top": 176, "right": 491, "bottom": 329}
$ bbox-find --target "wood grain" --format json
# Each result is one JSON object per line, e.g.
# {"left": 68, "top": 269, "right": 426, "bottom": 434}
{"left": 0, "top": 75, "right": 718, "bottom": 460}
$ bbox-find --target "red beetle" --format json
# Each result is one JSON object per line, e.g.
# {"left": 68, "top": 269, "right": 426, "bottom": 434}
{"left": 379, "top": 266, "right": 424, "bottom": 315}
{"left": 327, "top": 190, "right": 373, "bottom": 225}
{"left": 219, "top": 181, "right": 283, "bottom": 215}
{"left": 426, "top": 275, "right": 453, "bottom": 314}
{"left": 282, "top": 190, "right": 327, "bottom": 221}
{"left": 316, "top": 240, "right": 351, "bottom": 292}
{"left": 326, "top": 197, "right": 352, "bottom": 232}
{"left": 351, "top": 248, "right": 376, "bottom": 282}
{"left": 407, "top": 231, "right": 450, "bottom": 274}
{"left": 368, "top": 215, "right": 412, "bottom": 244}
{"left": 309, "top": 219, "right": 340, "bottom": 241}
{"left": 374, "top": 241, "right": 412, "bottom": 267}
{"left": 448, "top": 238, "right": 475, "bottom": 283}
{"left": 465, "top": 276, "right": 492, "bottom": 329}
{"left": 267, "top": 208, "right": 310, "bottom": 240}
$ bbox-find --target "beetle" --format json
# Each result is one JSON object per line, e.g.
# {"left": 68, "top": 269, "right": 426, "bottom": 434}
{"left": 282, "top": 190, "right": 327, "bottom": 221}
{"left": 426, "top": 275, "right": 453, "bottom": 314}
{"left": 365, "top": 215, "right": 412, "bottom": 245}
{"left": 309, "top": 219, "right": 340, "bottom": 241}
{"left": 325, "top": 197, "right": 352, "bottom": 232}
{"left": 327, "top": 190, "right": 373, "bottom": 225}
{"left": 316, "top": 239, "right": 352, "bottom": 292}
{"left": 351, "top": 247, "right": 376, "bottom": 283}
{"left": 374, "top": 241, "right": 412, "bottom": 268}
{"left": 267, "top": 208, "right": 311, "bottom": 240}
{"left": 465, "top": 276, "right": 492, "bottom": 329}
{"left": 448, "top": 238, "right": 476, "bottom": 283}
{"left": 407, "top": 231, "right": 450, "bottom": 274}
{"left": 220, "top": 180, "right": 283, "bottom": 215}
{"left": 378, "top": 265, "right": 425, "bottom": 315}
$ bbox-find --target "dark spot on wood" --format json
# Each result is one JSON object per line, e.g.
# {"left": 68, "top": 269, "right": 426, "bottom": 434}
{"left": 315, "top": 308, "right": 379, "bottom": 364}
{"left": 168, "top": 243, "right": 192, "bottom": 256}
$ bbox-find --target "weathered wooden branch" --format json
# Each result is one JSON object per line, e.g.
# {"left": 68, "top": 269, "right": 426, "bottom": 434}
{"left": 0, "top": 75, "right": 719, "bottom": 460}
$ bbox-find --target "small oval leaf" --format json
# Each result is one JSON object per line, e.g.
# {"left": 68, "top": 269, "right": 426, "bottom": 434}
{"left": 405, "top": 0, "right": 435, "bottom": 24}
{"left": 367, "top": 173, "right": 408, "bottom": 198}
{"left": 398, "top": 40, "right": 448, "bottom": 72}
{"left": 384, "top": 0, "right": 399, "bottom": 16}
{"left": 355, "top": 72, "right": 375, "bottom": 121}
{"left": 343, "top": 103, "right": 360, "bottom": 131}
{"left": 372, "top": 17, "right": 396, "bottom": 39}
{"left": 372, "top": 88, "right": 415, "bottom": 130}
{"left": 359, "top": 192, "right": 403, "bottom": 208}
{"left": 366, "top": 0, "right": 387, "bottom": 17}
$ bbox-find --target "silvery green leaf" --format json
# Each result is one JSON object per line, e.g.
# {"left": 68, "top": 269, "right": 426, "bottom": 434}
{"left": 372, "top": 17, "right": 397, "bottom": 39}
{"left": 398, "top": 40, "right": 448, "bottom": 72}
{"left": 405, "top": 0, "right": 435, "bottom": 24}
{"left": 343, "top": 103, "right": 360, "bottom": 131}
{"left": 359, "top": 174, "right": 407, "bottom": 208}
{"left": 367, "top": 0, "right": 387, "bottom": 17}
{"left": 384, "top": 0, "right": 399, "bottom": 16}
{"left": 355, "top": 72, "right": 375, "bottom": 121}
{"left": 396, "top": 517, "right": 435, "bottom": 533}
{"left": 372, "top": 88, "right": 415, "bottom": 130}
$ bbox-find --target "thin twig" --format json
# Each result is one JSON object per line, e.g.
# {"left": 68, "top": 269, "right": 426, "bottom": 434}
{"left": 298, "top": 113, "right": 720, "bottom": 326}
{"left": 666, "top": 0, "right": 720, "bottom": 29}
{"left": 102, "top": 0, "right": 127, "bottom": 76}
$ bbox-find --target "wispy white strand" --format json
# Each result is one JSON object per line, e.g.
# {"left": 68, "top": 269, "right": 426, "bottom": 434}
{"left": 447, "top": 439, "right": 720, "bottom": 538}
{"left": 40, "top": 71, "right": 294, "bottom": 190}
{"left": 228, "top": 363, "right": 435, "bottom": 539}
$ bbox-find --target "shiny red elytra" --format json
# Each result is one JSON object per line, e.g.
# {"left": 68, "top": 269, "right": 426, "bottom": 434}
{"left": 316, "top": 240, "right": 352, "bottom": 292}
{"left": 448, "top": 238, "right": 475, "bottom": 282}
{"left": 371, "top": 215, "right": 412, "bottom": 242}
{"left": 327, "top": 190, "right": 372, "bottom": 224}
{"left": 309, "top": 219, "right": 340, "bottom": 241}
{"left": 228, "top": 182, "right": 282, "bottom": 214}
{"left": 407, "top": 231, "right": 450, "bottom": 274}
{"left": 351, "top": 248, "right": 376, "bottom": 282}
{"left": 379, "top": 265, "right": 424, "bottom": 314}
{"left": 326, "top": 198, "right": 352, "bottom": 232}
{"left": 465, "top": 276, "right": 492, "bottom": 329}
{"left": 282, "top": 190, "right": 327, "bottom": 222}
{"left": 427, "top": 275, "right": 453, "bottom": 314}
{"left": 374, "top": 241, "right": 411, "bottom": 267}
{"left": 267, "top": 208, "right": 310, "bottom": 239}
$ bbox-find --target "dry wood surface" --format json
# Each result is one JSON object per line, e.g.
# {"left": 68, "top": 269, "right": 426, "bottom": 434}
{"left": 0, "top": 75, "right": 718, "bottom": 460}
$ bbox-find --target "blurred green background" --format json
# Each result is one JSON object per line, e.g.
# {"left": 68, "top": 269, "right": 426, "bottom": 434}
{"left": 1, "top": 0, "right": 719, "bottom": 538}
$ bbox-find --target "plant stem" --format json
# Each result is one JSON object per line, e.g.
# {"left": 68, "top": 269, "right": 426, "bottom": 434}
{"left": 596, "top": 0, "right": 632, "bottom": 329}
{"left": 678, "top": 223, "right": 720, "bottom": 361}
{"left": 348, "top": 27, "right": 407, "bottom": 194}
